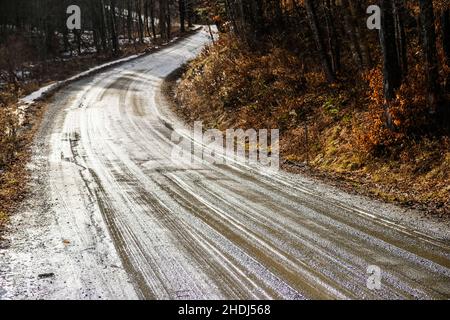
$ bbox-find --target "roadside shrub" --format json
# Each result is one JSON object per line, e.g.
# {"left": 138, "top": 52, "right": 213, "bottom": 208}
{"left": 0, "top": 105, "right": 19, "bottom": 169}
{"left": 358, "top": 63, "right": 443, "bottom": 158}
{"left": 177, "top": 35, "right": 306, "bottom": 129}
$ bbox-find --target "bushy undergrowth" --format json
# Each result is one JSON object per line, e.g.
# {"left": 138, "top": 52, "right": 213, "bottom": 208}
{"left": 0, "top": 107, "right": 19, "bottom": 169}
{"left": 177, "top": 36, "right": 307, "bottom": 128}
{"left": 0, "top": 85, "right": 23, "bottom": 228}
{"left": 176, "top": 35, "right": 450, "bottom": 214}
{"left": 0, "top": 85, "right": 20, "bottom": 170}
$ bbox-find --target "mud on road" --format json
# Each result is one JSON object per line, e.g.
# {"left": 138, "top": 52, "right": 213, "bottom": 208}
{"left": 1, "top": 29, "right": 450, "bottom": 300}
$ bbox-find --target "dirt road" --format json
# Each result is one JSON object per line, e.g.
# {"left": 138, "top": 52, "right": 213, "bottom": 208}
{"left": 1, "top": 29, "right": 450, "bottom": 300}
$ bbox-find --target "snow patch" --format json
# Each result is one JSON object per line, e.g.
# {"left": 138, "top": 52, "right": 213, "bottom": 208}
{"left": 16, "top": 53, "right": 144, "bottom": 125}
{"left": 19, "top": 54, "right": 144, "bottom": 107}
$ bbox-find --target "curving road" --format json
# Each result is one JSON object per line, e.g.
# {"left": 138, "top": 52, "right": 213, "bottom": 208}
{"left": 1, "top": 29, "right": 450, "bottom": 300}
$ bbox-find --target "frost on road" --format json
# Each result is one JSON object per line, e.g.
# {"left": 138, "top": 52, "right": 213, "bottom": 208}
{"left": 1, "top": 29, "right": 450, "bottom": 300}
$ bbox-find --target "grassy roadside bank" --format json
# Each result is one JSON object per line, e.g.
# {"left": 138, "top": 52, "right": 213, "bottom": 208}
{"left": 0, "top": 102, "right": 45, "bottom": 231}
{"left": 167, "top": 37, "right": 449, "bottom": 217}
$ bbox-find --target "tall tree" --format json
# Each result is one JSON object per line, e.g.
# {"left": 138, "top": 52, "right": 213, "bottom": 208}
{"left": 324, "top": 0, "right": 341, "bottom": 74}
{"left": 159, "top": 0, "right": 167, "bottom": 41}
{"left": 304, "top": 0, "right": 336, "bottom": 83}
{"left": 380, "top": 0, "right": 402, "bottom": 101}
{"left": 137, "top": 0, "right": 145, "bottom": 43}
{"left": 109, "top": 0, "right": 119, "bottom": 55}
{"left": 394, "top": 0, "right": 408, "bottom": 78}
{"left": 127, "top": 0, "right": 133, "bottom": 42}
{"left": 418, "top": 0, "right": 440, "bottom": 108}
{"left": 442, "top": 9, "right": 450, "bottom": 95}
{"left": 441, "top": 9, "right": 450, "bottom": 66}
{"left": 179, "top": 0, "right": 186, "bottom": 33}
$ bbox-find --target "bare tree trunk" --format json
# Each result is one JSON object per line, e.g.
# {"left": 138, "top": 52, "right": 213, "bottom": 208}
{"left": 144, "top": 0, "right": 150, "bottom": 38}
{"left": 187, "top": 0, "right": 193, "bottom": 27}
{"left": 137, "top": 0, "right": 144, "bottom": 43}
{"left": 419, "top": 0, "right": 440, "bottom": 108}
{"left": 159, "top": 0, "right": 167, "bottom": 41}
{"left": 150, "top": 0, "right": 156, "bottom": 39}
{"left": 304, "top": 0, "right": 335, "bottom": 83}
{"left": 394, "top": 0, "right": 408, "bottom": 78}
{"left": 380, "top": 0, "right": 402, "bottom": 101}
{"left": 442, "top": 9, "right": 450, "bottom": 66}
{"left": 127, "top": 0, "right": 133, "bottom": 42}
{"left": 442, "top": 9, "right": 450, "bottom": 95}
{"left": 341, "top": 0, "right": 363, "bottom": 68}
{"left": 379, "top": 0, "right": 403, "bottom": 129}
{"left": 349, "top": 0, "right": 371, "bottom": 68}
{"left": 179, "top": 0, "right": 186, "bottom": 33}
{"left": 325, "top": 0, "right": 341, "bottom": 74}
{"left": 109, "top": 0, "right": 119, "bottom": 55}
{"left": 166, "top": 0, "right": 171, "bottom": 40}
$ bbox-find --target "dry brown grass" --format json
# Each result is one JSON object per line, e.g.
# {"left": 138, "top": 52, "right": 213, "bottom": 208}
{"left": 0, "top": 95, "right": 47, "bottom": 233}
{"left": 0, "top": 103, "right": 28, "bottom": 231}
{"left": 175, "top": 35, "right": 450, "bottom": 215}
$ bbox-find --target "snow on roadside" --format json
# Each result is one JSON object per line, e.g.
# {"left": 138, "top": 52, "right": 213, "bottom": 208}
{"left": 20, "top": 83, "right": 60, "bottom": 105}
{"left": 15, "top": 53, "right": 144, "bottom": 125}
{"left": 19, "top": 53, "right": 143, "bottom": 107}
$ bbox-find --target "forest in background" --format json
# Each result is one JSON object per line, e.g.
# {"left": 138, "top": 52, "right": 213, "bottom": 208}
{"left": 0, "top": 0, "right": 201, "bottom": 92}
{"left": 175, "top": 0, "right": 450, "bottom": 214}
